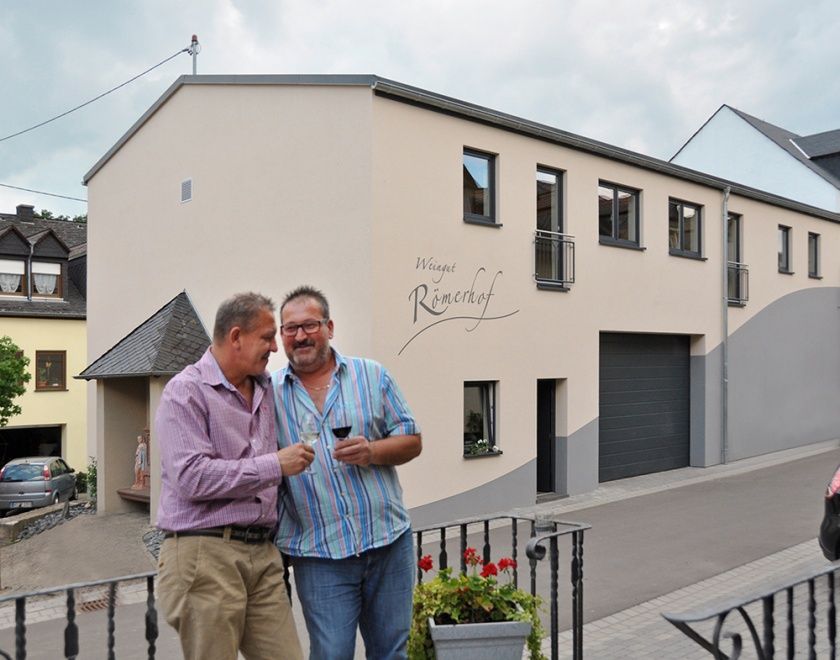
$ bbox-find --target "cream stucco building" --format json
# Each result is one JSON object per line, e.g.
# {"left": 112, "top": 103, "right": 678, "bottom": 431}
{"left": 83, "top": 76, "right": 840, "bottom": 526}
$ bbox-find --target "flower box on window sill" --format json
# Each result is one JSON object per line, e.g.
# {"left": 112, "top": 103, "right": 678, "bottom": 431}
{"left": 464, "top": 446, "right": 503, "bottom": 459}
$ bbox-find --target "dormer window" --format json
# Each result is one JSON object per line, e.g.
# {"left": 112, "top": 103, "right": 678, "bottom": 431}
{"left": 32, "top": 261, "right": 62, "bottom": 297}
{"left": 0, "top": 259, "right": 26, "bottom": 296}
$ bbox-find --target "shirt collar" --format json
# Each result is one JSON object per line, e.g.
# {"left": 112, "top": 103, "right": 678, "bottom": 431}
{"left": 199, "top": 347, "right": 270, "bottom": 391}
{"left": 279, "top": 348, "right": 346, "bottom": 385}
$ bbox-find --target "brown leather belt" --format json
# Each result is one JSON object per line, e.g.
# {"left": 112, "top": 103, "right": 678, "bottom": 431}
{"left": 164, "top": 525, "right": 273, "bottom": 544}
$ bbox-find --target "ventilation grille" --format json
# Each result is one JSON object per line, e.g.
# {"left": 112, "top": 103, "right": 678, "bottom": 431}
{"left": 181, "top": 178, "right": 193, "bottom": 203}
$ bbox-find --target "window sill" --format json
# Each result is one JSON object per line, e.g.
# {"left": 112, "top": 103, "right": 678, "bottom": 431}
{"left": 463, "top": 449, "right": 503, "bottom": 460}
{"left": 599, "top": 238, "right": 644, "bottom": 251}
{"left": 778, "top": 269, "right": 795, "bottom": 275}
{"left": 809, "top": 274, "right": 823, "bottom": 280}
{"left": 35, "top": 388, "right": 68, "bottom": 393}
{"left": 536, "top": 280, "right": 570, "bottom": 292}
{"left": 668, "top": 250, "right": 707, "bottom": 261}
{"left": 463, "top": 216, "right": 502, "bottom": 228}
{"left": 727, "top": 300, "right": 747, "bottom": 308}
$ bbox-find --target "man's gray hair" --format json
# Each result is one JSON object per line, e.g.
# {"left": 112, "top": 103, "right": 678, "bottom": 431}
{"left": 280, "top": 285, "right": 330, "bottom": 319}
{"left": 213, "top": 292, "right": 276, "bottom": 342}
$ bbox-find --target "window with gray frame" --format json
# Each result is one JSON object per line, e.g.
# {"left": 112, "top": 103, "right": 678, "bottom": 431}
{"left": 669, "top": 199, "right": 702, "bottom": 257}
{"left": 598, "top": 181, "right": 640, "bottom": 246}
{"left": 778, "top": 225, "right": 792, "bottom": 273}
{"left": 463, "top": 149, "right": 496, "bottom": 224}
{"left": 463, "top": 381, "right": 497, "bottom": 456}
{"left": 536, "top": 167, "right": 573, "bottom": 285}
{"left": 808, "top": 232, "right": 820, "bottom": 278}
{"left": 727, "top": 212, "right": 748, "bottom": 304}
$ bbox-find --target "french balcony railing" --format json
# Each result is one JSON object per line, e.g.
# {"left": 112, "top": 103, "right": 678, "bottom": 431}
{"left": 663, "top": 561, "right": 840, "bottom": 658}
{"left": 415, "top": 513, "right": 590, "bottom": 660}
{"left": 534, "top": 230, "right": 575, "bottom": 288}
{"left": 727, "top": 261, "right": 749, "bottom": 305}
{"left": 0, "top": 571, "right": 158, "bottom": 660}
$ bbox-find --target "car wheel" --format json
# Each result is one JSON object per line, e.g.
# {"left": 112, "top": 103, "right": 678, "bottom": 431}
{"left": 53, "top": 492, "right": 60, "bottom": 505}
{"left": 70, "top": 487, "right": 78, "bottom": 501}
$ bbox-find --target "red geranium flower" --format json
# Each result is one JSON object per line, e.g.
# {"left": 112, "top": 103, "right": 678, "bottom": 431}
{"left": 464, "top": 547, "right": 480, "bottom": 566}
{"left": 480, "top": 562, "right": 498, "bottom": 578}
{"left": 418, "top": 554, "right": 433, "bottom": 572}
{"left": 498, "top": 557, "right": 517, "bottom": 571}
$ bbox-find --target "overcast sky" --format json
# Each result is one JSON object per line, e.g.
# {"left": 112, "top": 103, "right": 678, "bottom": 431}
{"left": 2, "top": 0, "right": 839, "bottom": 218}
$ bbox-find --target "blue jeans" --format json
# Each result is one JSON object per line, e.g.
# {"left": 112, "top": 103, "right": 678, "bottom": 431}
{"left": 291, "top": 529, "right": 415, "bottom": 660}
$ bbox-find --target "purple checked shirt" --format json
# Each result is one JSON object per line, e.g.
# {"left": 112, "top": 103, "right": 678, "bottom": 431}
{"left": 155, "top": 348, "right": 283, "bottom": 531}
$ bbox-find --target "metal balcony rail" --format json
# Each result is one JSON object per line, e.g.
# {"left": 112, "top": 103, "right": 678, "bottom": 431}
{"left": 414, "top": 514, "right": 590, "bottom": 660}
{"left": 662, "top": 561, "right": 840, "bottom": 658}
{"left": 534, "top": 230, "right": 575, "bottom": 287}
{"left": 0, "top": 570, "right": 158, "bottom": 660}
{"left": 727, "top": 261, "right": 749, "bottom": 305}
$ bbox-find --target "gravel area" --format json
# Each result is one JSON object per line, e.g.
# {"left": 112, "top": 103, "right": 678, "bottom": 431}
{"left": 11, "top": 500, "right": 98, "bottom": 542}
{"left": 142, "top": 528, "right": 164, "bottom": 561}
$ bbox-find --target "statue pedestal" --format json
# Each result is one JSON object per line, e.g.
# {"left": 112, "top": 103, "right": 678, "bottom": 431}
{"left": 117, "top": 486, "right": 150, "bottom": 504}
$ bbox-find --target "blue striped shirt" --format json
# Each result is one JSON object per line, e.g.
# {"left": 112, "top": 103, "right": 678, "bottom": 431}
{"left": 272, "top": 350, "right": 420, "bottom": 559}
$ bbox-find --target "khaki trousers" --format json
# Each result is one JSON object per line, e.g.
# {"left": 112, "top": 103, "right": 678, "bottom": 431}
{"left": 157, "top": 535, "right": 303, "bottom": 660}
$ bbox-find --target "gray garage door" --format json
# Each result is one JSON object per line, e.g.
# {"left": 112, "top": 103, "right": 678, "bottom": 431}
{"left": 599, "top": 333, "right": 690, "bottom": 482}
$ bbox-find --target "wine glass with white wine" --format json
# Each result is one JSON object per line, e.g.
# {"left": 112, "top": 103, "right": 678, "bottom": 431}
{"left": 299, "top": 412, "right": 320, "bottom": 474}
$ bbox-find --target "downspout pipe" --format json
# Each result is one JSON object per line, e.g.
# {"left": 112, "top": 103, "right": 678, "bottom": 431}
{"left": 721, "top": 186, "right": 730, "bottom": 465}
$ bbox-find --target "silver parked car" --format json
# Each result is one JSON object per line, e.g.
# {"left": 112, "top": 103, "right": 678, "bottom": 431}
{"left": 0, "top": 457, "right": 77, "bottom": 515}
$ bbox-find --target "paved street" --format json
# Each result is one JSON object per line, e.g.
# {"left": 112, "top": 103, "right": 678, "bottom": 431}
{"left": 1, "top": 439, "right": 838, "bottom": 658}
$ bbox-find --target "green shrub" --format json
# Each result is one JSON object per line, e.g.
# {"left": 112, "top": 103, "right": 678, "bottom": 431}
{"left": 86, "top": 457, "right": 98, "bottom": 500}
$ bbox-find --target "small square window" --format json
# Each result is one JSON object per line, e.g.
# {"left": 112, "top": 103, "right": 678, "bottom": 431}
{"left": 32, "top": 261, "right": 62, "bottom": 298}
{"left": 0, "top": 258, "right": 26, "bottom": 296}
{"left": 778, "top": 225, "right": 792, "bottom": 273}
{"left": 669, "top": 199, "right": 703, "bottom": 257}
{"left": 463, "top": 381, "right": 498, "bottom": 457}
{"left": 598, "top": 182, "right": 640, "bottom": 247}
{"left": 463, "top": 149, "right": 496, "bottom": 225}
{"left": 35, "top": 351, "right": 66, "bottom": 391}
{"left": 808, "top": 232, "right": 820, "bottom": 278}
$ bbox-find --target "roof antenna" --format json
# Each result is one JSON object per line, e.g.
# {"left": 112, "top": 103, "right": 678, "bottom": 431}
{"left": 188, "top": 35, "right": 201, "bottom": 75}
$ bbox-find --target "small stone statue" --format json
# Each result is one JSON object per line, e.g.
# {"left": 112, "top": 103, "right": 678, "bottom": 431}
{"left": 132, "top": 427, "right": 150, "bottom": 490}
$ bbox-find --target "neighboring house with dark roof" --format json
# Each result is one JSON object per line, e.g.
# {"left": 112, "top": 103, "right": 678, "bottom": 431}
{"left": 671, "top": 104, "right": 840, "bottom": 212}
{"left": 0, "top": 204, "right": 88, "bottom": 473}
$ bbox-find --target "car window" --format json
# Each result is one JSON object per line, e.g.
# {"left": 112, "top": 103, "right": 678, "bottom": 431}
{"left": 1, "top": 464, "right": 45, "bottom": 481}
{"left": 50, "top": 461, "right": 62, "bottom": 476}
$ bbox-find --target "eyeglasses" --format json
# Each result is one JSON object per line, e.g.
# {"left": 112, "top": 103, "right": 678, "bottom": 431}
{"left": 280, "top": 319, "right": 328, "bottom": 336}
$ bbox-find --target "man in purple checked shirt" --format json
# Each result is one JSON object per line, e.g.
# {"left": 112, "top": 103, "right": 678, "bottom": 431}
{"left": 155, "top": 292, "right": 314, "bottom": 660}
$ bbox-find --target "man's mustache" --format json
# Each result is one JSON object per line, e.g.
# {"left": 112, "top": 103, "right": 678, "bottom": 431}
{"left": 294, "top": 340, "right": 315, "bottom": 349}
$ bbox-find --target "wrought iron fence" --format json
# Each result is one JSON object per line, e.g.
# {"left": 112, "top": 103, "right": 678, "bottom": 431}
{"left": 662, "top": 561, "right": 840, "bottom": 658}
{"left": 534, "top": 230, "right": 575, "bottom": 287}
{"left": 727, "top": 261, "right": 749, "bottom": 305}
{"left": 0, "top": 571, "right": 158, "bottom": 660}
{"left": 414, "top": 514, "right": 590, "bottom": 660}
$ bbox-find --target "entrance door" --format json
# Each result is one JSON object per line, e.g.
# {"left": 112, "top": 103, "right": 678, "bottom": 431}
{"left": 536, "top": 379, "right": 555, "bottom": 493}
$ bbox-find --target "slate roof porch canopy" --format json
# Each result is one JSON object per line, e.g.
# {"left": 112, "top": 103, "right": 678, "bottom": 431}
{"left": 78, "top": 291, "right": 210, "bottom": 380}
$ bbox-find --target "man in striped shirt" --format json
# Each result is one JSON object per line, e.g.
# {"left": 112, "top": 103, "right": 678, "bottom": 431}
{"left": 155, "top": 292, "right": 314, "bottom": 660}
{"left": 272, "top": 285, "right": 422, "bottom": 660}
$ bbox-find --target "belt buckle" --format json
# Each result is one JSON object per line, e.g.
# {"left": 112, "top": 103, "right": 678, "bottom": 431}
{"left": 242, "top": 526, "right": 263, "bottom": 543}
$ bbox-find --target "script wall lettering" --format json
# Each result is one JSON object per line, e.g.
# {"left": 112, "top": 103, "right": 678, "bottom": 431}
{"left": 398, "top": 256, "right": 519, "bottom": 355}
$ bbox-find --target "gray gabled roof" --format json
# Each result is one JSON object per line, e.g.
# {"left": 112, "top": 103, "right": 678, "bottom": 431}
{"left": 726, "top": 106, "right": 840, "bottom": 189}
{"left": 77, "top": 291, "right": 209, "bottom": 380}
{"left": 795, "top": 129, "right": 840, "bottom": 159}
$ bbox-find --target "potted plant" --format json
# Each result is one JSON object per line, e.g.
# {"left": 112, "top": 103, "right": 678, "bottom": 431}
{"left": 409, "top": 547, "right": 546, "bottom": 659}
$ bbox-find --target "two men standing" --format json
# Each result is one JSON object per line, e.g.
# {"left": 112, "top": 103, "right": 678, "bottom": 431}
{"left": 155, "top": 288, "right": 422, "bottom": 660}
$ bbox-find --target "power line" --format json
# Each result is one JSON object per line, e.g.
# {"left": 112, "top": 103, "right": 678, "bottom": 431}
{"left": 0, "top": 182, "right": 87, "bottom": 203}
{"left": 0, "top": 45, "right": 192, "bottom": 144}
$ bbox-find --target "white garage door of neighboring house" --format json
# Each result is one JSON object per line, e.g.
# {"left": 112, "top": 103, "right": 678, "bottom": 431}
{"left": 599, "top": 333, "right": 690, "bottom": 482}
